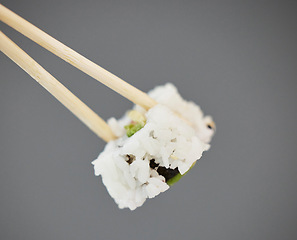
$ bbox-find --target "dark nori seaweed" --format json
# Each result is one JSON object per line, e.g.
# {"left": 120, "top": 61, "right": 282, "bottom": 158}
{"left": 149, "top": 159, "right": 180, "bottom": 182}
{"left": 157, "top": 166, "right": 180, "bottom": 182}
{"left": 149, "top": 159, "right": 159, "bottom": 169}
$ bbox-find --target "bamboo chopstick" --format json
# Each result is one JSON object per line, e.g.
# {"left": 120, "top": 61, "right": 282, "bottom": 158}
{"left": 0, "top": 4, "right": 157, "bottom": 110}
{"left": 0, "top": 31, "right": 116, "bottom": 142}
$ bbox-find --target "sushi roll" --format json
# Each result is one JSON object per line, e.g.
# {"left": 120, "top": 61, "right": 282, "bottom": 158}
{"left": 92, "top": 83, "right": 215, "bottom": 210}
{"left": 0, "top": 6, "right": 215, "bottom": 211}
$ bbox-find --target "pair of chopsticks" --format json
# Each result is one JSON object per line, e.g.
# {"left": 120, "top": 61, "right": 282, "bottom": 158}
{"left": 0, "top": 4, "right": 157, "bottom": 142}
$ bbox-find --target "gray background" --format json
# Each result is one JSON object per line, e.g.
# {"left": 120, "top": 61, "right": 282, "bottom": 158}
{"left": 0, "top": 0, "right": 296, "bottom": 239}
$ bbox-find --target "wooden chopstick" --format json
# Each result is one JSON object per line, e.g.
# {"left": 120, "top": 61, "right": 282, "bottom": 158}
{"left": 0, "top": 4, "right": 157, "bottom": 110}
{"left": 0, "top": 31, "right": 116, "bottom": 142}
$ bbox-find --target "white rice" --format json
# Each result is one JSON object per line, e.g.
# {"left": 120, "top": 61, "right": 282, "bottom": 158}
{"left": 92, "top": 83, "right": 215, "bottom": 210}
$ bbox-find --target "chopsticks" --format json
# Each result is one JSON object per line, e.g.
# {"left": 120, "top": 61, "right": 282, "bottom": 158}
{"left": 0, "top": 31, "right": 116, "bottom": 142}
{"left": 0, "top": 4, "right": 157, "bottom": 110}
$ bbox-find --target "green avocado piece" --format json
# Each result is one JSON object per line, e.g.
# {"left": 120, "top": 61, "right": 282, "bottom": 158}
{"left": 166, "top": 162, "right": 196, "bottom": 186}
{"left": 167, "top": 172, "right": 184, "bottom": 186}
{"left": 124, "top": 123, "right": 144, "bottom": 137}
